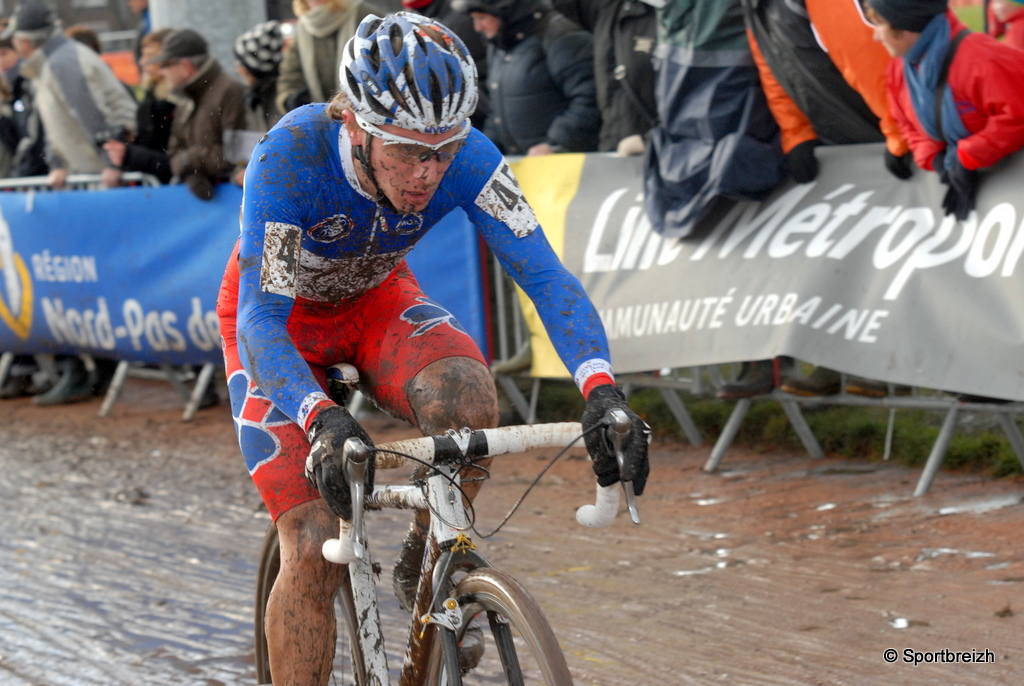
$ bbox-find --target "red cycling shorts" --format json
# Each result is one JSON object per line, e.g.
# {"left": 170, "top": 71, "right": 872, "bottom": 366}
{"left": 217, "top": 242, "right": 486, "bottom": 521}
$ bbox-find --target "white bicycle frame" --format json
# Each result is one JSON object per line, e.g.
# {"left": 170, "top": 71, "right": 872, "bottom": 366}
{"left": 320, "top": 420, "right": 636, "bottom": 684}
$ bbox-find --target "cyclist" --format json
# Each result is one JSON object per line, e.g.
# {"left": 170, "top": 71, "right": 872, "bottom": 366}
{"left": 217, "top": 12, "right": 650, "bottom": 683}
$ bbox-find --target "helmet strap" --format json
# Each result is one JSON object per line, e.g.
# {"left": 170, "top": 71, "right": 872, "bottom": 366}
{"left": 353, "top": 132, "right": 397, "bottom": 212}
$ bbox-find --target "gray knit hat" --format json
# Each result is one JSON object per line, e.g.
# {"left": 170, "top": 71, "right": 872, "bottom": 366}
{"left": 867, "top": 0, "right": 949, "bottom": 33}
{"left": 234, "top": 20, "right": 284, "bottom": 78}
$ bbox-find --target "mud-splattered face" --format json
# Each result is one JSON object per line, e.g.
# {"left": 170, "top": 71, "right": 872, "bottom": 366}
{"left": 342, "top": 110, "right": 462, "bottom": 214}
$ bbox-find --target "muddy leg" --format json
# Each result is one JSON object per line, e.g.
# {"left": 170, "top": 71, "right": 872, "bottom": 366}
{"left": 265, "top": 499, "right": 348, "bottom": 686}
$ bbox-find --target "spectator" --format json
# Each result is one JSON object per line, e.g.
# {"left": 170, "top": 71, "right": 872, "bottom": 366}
{"left": 9, "top": 0, "right": 136, "bottom": 190}
{"left": 145, "top": 28, "right": 248, "bottom": 201}
{"left": 454, "top": 0, "right": 601, "bottom": 155}
{"left": 987, "top": 0, "right": 1024, "bottom": 50}
{"left": 593, "top": 0, "right": 658, "bottom": 155}
{"left": 866, "top": 0, "right": 1024, "bottom": 221}
{"left": 642, "top": 0, "right": 784, "bottom": 239}
{"left": 275, "top": 0, "right": 383, "bottom": 115}
{"left": 0, "top": 27, "right": 47, "bottom": 177}
{"left": 101, "top": 28, "right": 176, "bottom": 184}
{"left": 718, "top": 0, "right": 902, "bottom": 399}
{"left": 400, "top": 0, "right": 490, "bottom": 127}
{"left": 234, "top": 20, "right": 285, "bottom": 135}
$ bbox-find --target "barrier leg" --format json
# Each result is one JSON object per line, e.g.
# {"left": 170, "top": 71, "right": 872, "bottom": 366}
{"left": 659, "top": 386, "right": 703, "bottom": 447}
{"left": 0, "top": 351, "right": 12, "bottom": 386}
{"left": 182, "top": 363, "right": 216, "bottom": 421}
{"left": 996, "top": 413, "right": 1024, "bottom": 470}
{"left": 914, "top": 405, "right": 959, "bottom": 497}
{"left": 704, "top": 398, "right": 751, "bottom": 472}
{"left": 496, "top": 375, "right": 532, "bottom": 424}
{"left": 98, "top": 360, "right": 132, "bottom": 417}
{"left": 779, "top": 399, "right": 824, "bottom": 459}
{"left": 527, "top": 377, "right": 541, "bottom": 425}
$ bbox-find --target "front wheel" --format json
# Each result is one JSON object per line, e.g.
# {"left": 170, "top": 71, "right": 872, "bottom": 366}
{"left": 426, "top": 567, "right": 573, "bottom": 685}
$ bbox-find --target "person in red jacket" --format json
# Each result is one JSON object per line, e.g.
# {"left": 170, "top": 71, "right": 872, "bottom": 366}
{"left": 866, "top": 0, "right": 1024, "bottom": 219}
{"left": 987, "top": 0, "right": 1024, "bottom": 50}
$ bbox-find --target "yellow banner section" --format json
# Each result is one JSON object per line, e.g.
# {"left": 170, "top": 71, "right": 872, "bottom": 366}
{"left": 508, "top": 154, "right": 586, "bottom": 379}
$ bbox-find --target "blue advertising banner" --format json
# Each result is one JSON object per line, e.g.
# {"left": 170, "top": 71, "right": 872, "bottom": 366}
{"left": 0, "top": 185, "right": 487, "bottom": 366}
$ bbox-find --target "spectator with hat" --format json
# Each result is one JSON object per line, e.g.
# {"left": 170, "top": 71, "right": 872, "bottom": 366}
{"left": 143, "top": 27, "right": 248, "bottom": 200}
{"left": 865, "top": 0, "right": 1024, "bottom": 220}
{"left": 234, "top": 20, "right": 285, "bottom": 135}
{"left": 8, "top": 0, "right": 136, "bottom": 190}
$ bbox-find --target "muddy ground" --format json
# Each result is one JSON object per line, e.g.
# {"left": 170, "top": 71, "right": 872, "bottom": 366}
{"left": 1, "top": 378, "right": 1022, "bottom": 685}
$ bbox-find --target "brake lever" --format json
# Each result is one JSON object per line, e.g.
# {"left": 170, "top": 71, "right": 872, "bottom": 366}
{"left": 343, "top": 436, "right": 370, "bottom": 559}
{"left": 606, "top": 408, "right": 641, "bottom": 525}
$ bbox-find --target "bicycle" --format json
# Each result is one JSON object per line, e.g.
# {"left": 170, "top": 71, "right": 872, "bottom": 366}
{"left": 254, "top": 410, "right": 641, "bottom": 685}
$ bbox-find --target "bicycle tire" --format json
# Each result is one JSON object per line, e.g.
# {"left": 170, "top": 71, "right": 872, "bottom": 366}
{"left": 253, "top": 524, "right": 368, "bottom": 685}
{"left": 426, "top": 567, "right": 573, "bottom": 685}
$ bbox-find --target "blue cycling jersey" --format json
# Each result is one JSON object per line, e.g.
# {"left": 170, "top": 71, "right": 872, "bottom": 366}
{"left": 234, "top": 104, "right": 612, "bottom": 426}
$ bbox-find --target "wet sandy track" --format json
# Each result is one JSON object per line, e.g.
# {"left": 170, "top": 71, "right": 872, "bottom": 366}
{"left": 1, "top": 380, "right": 1023, "bottom": 685}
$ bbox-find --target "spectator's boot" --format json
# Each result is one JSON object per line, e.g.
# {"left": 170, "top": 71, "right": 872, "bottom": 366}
{"left": 716, "top": 359, "right": 775, "bottom": 398}
{"left": 845, "top": 377, "right": 912, "bottom": 398}
{"left": 780, "top": 366, "right": 842, "bottom": 396}
{"left": 33, "top": 356, "right": 96, "bottom": 406}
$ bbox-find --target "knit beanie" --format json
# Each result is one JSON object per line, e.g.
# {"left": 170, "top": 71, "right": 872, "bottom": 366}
{"left": 867, "top": 0, "right": 949, "bottom": 32}
{"left": 234, "top": 20, "right": 284, "bottom": 78}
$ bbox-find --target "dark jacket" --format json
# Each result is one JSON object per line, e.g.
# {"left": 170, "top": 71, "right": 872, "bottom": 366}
{"left": 642, "top": 0, "right": 785, "bottom": 239}
{"left": 478, "top": 0, "right": 601, "bottom": 154}
{"left": 168, "top": 58, "right": 248, "bottom": 200}
{"left": 593, "top": 0, "right": 658, "bottom": 151}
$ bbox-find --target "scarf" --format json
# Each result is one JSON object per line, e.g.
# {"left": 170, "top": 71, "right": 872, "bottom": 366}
{"left": 903, "top": 12, "right": 970, "bottom": 165}
{"left": 296, "top": 3, "right": 359, "bottom": 102}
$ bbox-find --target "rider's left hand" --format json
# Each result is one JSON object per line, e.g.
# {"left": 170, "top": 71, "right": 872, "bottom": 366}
{"left": 580, "top": 384, "right": 650, "bottom": 495}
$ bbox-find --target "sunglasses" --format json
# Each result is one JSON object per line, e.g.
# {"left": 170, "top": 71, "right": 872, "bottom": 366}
{"left": 354, "top": 113, "right": 468, "bottom": 164}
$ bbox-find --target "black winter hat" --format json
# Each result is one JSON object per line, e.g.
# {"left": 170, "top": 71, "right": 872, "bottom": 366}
{"left": 234, "top": 20, "right": 284, "bottom": 78}
{"left": 867, "top": 0, "right": 949, "bottom": 33}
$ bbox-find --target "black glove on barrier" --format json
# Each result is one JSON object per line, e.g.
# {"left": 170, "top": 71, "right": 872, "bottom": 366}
{"left": 306, "top": 404, "right": 375, "bottom": 520}
{"left": 884, "top": 149, "right": 914, "bottom": 180}
{"left": 942, "top": 157, "right": 980, "bottom": 221}
{"left": 580, "top": 385, "right": 650, "bottom": 495}
{"left": 784, "top": 139, "right": 820, "bottom": 184}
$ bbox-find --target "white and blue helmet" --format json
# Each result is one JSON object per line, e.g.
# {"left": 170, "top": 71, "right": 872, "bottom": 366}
{"left": 340, "top": 12, "right": 478, "bottom": 139}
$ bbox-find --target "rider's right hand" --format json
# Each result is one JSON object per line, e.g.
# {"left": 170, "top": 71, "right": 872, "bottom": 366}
{"left": 305, "top": 405, "right": 375, "bottom": 520}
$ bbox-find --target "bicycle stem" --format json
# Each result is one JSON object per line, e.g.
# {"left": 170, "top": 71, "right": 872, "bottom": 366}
{"left": 343, "top": 436, "right": 370, "bottom": 560}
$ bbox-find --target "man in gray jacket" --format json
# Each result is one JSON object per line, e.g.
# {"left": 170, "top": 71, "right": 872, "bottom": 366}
{"left": 9, "top": 0, "right": 136, "bottom": 190}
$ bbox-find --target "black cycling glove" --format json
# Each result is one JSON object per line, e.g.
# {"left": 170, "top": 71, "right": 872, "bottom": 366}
{"left": 305, "top": 405, "right": 375, "bottom": 520}
{"left": 580, "top": 385, "right": 651, "bottom": 495}
{"left": 884, "top": 149, "right": 914, "bottom": 180}
{"left": 784, "top": 139, "right": 820, "bottom": 184}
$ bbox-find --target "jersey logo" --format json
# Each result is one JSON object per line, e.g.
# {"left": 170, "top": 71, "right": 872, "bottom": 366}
{"left": 400, "top": 297, "right": 466, "bottom": 337}
{"left": 308, "top": 214, "right": 354, "bottom": 242}
{"left": 474, "top": 163, "right": 538, "bottom": 238}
